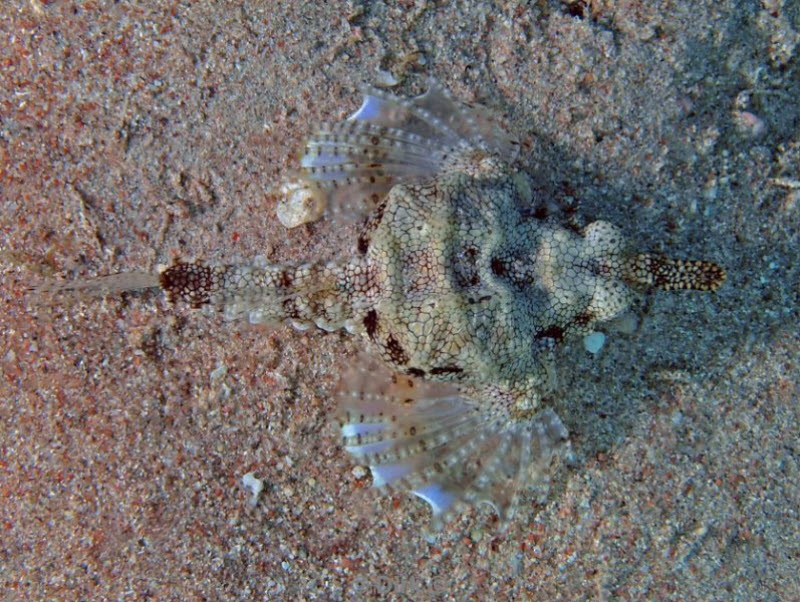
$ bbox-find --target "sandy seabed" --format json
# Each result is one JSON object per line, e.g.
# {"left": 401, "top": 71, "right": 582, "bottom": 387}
{"left": 2, "top": 1, "right": 799, "bottom": 599}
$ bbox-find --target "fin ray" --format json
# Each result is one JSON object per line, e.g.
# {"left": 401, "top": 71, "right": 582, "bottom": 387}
{"left": 31, "top": 271, "right": 160, "bottom": 303}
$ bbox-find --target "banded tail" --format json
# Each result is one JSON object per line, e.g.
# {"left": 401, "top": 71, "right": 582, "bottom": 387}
{"left": 34, "top": 258, "right": 370, "bottom": 333}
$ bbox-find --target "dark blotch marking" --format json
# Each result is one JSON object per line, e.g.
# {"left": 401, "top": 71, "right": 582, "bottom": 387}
{"left": 430, "top": 365, "right": 463, "bottom": 376}
{"left": 572, "top": 312, "right": 594, "bottom": 327}
{"left": 406, "top": 367, "right": 426, "bottom": 377}
{"left": 534, "top": 324, "right": 565, "bottom": 342}
{"left": 159, "top": 262, "right": 216, "bottom": 308}
{"left": 357, "top": 233, "right": 370, "bottom": 254}
{"left": 363, "top": 309, "right": 379, "bottom": 339}
{"left": 278, "top": 270, "right": 293, "bottom": 289}
{"left": 532, "top": 205, "right": 548, "bottom": 220}
{"left": 384, "top": 334, "right": 409, "bottom": 366}
{"left": 490, "top": 257, "right": 507, "bottom": 276}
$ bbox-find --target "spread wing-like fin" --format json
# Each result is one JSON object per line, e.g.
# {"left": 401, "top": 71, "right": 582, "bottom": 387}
{"left": 335, "top": 355, "right": 569, "bottom": 527}
{"left": 278, "top": 82, "right": 519, "bottom": 228}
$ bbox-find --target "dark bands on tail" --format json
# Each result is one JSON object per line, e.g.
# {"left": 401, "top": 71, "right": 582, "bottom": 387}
{"left": 159, "top": 262, "right": 224, "bottom": 307}
{"left": 155, "top": 259, "right": 366, "bottom": 331}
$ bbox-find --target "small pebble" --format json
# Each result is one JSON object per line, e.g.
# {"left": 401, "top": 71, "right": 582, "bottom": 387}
{"left": 583, "top": 332, "right": 606, "bottom": 354}
{"left": 241, "top": 472, "right": 264, "bottom": 507}
{"left": 733, "top": 110, "right": 766, "bottom": 137}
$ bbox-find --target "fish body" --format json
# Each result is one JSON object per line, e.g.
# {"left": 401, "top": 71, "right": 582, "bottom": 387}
{"left": 40, "top": 83, "right": 726, "bottom": 525}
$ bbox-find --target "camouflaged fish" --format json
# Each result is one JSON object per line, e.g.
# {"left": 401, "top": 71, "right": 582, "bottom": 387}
{"left": 38, "top": 83, "right": 725, "bottom": 526}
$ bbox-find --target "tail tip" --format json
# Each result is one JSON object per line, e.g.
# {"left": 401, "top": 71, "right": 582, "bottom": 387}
{"left": 627, "top": 254, "right": 726, "bottom": 291}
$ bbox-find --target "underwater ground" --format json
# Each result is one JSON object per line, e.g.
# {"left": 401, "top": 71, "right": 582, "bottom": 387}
{"left": 2, "top": 0, "right": 799, "bottom": 599}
